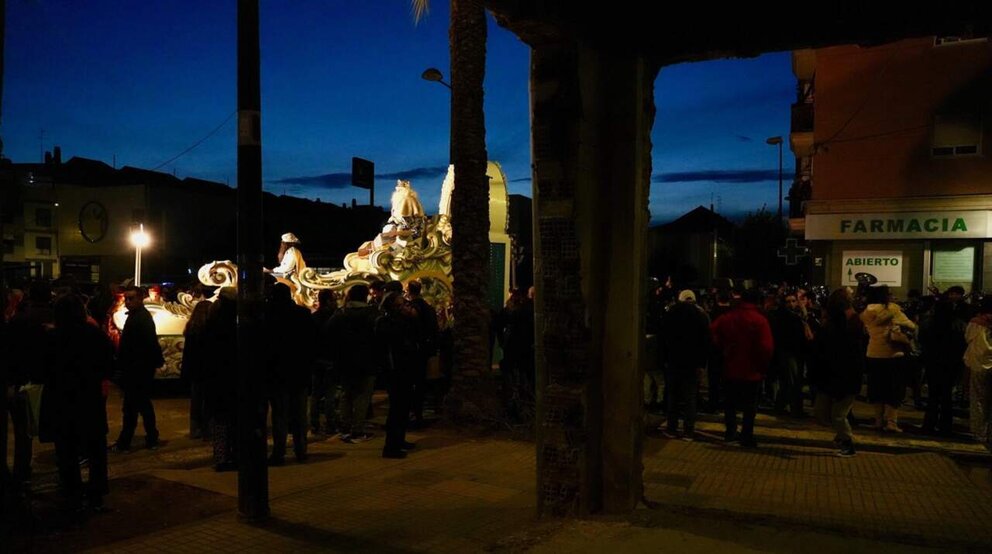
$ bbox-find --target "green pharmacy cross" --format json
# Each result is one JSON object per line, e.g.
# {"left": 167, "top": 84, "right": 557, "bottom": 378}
{"left": 777, "top": 238, "right": 809, "bottom": 266}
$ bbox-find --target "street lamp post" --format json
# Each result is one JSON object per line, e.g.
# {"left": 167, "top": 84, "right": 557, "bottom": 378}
{"left": 766, "top": 136, "right": 784, "bottom": 221}
{"left": 129, "top": 223, "right": 150, "bottom": 286}
{"left": 421, "top": 67, "right": 452, "bottom": 164}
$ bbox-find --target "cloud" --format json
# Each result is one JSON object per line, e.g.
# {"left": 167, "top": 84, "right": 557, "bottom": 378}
{"left": 653, "top": 169, "right": 781, "bottom": 184}
{"left": 272, "top": 172, "right": 353, "bottom": 189}
{"left": 379, "top": 166, "right": 449, "bottom": 182}
{"left": 734, "top": 134, "right": 753, "bottom": 142}
{"left": 272, "top": 166, "right": 449, "bottom": 190}
{"left": 509, "top": 177, "right": 532, "bottom": 183}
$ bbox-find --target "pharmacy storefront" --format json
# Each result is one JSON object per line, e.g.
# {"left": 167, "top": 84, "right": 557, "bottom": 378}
{"left": 805, "top": 199, "right": 992, "bottom": 298}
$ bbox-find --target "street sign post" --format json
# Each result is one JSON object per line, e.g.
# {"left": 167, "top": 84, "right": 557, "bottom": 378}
{"left": 352, "top": 157, "right": 375, "bottom": 206}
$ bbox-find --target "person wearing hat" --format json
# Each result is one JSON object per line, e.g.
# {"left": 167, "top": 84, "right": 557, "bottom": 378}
{"left": 658, "top": 289, "right": 711, "bottom": 441}
{"left": 266, "top": 233, "right": 305, "bottom": 279}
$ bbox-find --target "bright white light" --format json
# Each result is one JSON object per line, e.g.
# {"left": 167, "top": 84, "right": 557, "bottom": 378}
{"left": 130, "top": 224, "right": 151, "bottom": 248}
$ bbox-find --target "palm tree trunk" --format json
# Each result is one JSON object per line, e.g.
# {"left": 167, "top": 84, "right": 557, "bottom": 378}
{"left": 447, "top": 0, "right": 494, "bottom": 420}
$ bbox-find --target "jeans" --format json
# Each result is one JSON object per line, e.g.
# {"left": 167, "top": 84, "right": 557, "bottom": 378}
{"left": 341, "top": 374, "right": 376, "bottom": 436}
{"left": 724, "top": 381, "right": 760, "bottom": 441}
{"left": 385, "top": 377, "right": 414, "bottom": 453}
{"left": 665, "top": 367, "right": 700, "bottom": 435}
{"left": 924, "top": 364, "right": 958, "bottom": 433}
{"left": 117, "top": 380, "right": 158, "bottom": 448}
{"left": 775, "top": 354, "right": 805, "bottom": 416}
{"left": 5, "top": 388, "right": 33, "bottom": 482}
{"left": 310, "top": 365, "right": 341, "bottom": 433}
{"left": 270, "top": 387, "right": 307, "bottom": 459}
{"left": 814, "top": 392, "right": 855, "bottom": 443}
{"left": 55, "top": 433, "right": 108, "bottom": 505}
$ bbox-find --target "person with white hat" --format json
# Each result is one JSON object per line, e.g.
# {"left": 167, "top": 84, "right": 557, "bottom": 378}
{"left": 266, "top": 233, "right": 305, "bottom": 279}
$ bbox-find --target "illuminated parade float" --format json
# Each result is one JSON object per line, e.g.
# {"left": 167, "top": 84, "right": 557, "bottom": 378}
{"left": 112, "top": 162, "right": 513, "bottom": 377}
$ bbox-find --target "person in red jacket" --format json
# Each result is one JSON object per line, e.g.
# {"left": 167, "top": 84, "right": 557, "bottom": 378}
{"left": 711, "top": 288, "right": 774, "bottom": 448}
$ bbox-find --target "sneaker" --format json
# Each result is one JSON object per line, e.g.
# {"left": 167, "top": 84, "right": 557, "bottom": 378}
{"left": 382, "top": 449, "right": 407, "bottom": 459}
{"left": 400, "top": 441, "right": 417, "bottom": 450}
{"left": 884, "top": 422, "right": 903, "bottom": 433}
{"left": 659, "top": 429, "right": 679, "bottom": 439}
{"left": 680, "top": 435, "right": 695, "bottom": 443}
{"left": 347, "top": 432, "right": 375, "bottom": 443}
{"left": 108, "top": 443, "right": 130, "bottom": 454}
{"left": 837, "top": 445, "right": 857, "bottom": 457}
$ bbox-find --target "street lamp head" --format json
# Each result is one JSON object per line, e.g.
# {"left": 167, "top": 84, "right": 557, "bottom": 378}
{"left": 421, "top": 67, "right": 451, "bottom": 90}
{"left": 421, "top": 68, "right": 444, "bottom": 82}
{"left": 129, "top": 224, "right": 151, "bottom": 249}
{"left": 765, "top": 136, "right": 783, "bottom": 145}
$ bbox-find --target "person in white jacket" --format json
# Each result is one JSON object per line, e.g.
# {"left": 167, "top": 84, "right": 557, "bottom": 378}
{"left": 964, "top": 297, "right": 992, "bottom": 450}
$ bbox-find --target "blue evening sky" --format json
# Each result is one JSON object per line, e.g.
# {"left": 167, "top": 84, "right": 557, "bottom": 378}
{"left": 3, "top": 1, "right": 794, "bottom": 224}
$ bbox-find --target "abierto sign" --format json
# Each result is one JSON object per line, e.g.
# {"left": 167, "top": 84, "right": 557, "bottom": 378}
{"left": 806, "top": 211, "right": 992, "bottom": 240}
{"left": 841, "top": 251, "right": 902, "bottom": 287}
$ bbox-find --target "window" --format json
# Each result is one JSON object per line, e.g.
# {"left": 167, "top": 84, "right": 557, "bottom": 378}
{"left": 35, "top": 207, "right": 52, "bottom": 228}
{"left": 35, "top": 236, "right": 52, "bottom": 255}
{"left": 934, "top": 36, "right": 988, "bottom": 47}
{"left": 932, "top": 113, "right": 982, "bottom": 157}
{"left": 2, "top": 239, "right": 13, "bottom": 255}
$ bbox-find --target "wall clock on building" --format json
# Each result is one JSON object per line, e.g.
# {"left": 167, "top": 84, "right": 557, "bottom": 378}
{"left": 79, "top": 201, "right": 109, "bottom": 243}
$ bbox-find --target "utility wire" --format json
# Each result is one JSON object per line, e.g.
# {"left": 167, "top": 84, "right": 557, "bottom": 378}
{"left": 814, "top": 51, "right": 897, "bottom": 151}
{"left": 152, "top": 110, "right": 237, "bottom": 171}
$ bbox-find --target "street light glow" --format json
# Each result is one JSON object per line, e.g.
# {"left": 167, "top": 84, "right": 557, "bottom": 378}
{"left": 130, "top": 224, "right": 151, "bottom": 249}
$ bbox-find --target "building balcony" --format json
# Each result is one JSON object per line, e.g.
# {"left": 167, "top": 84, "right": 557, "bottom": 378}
{"left": 791, "top": 102, "right": 814, "bottom": 133}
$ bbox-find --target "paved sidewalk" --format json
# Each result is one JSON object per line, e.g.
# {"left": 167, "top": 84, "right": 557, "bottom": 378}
{"left": 90, "top": 431, "right": 537, "bottom": 553}
{"left": 10, "top": 391, "right": 992, "bottom": 552}
{"left": 642, "top": 436, "right": 992, "bottom": 549}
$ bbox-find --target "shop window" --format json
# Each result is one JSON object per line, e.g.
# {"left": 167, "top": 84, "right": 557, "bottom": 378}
{"left": 35, "top": 207, "right": 52, "bottom": 228}
{"left": 35, "top": 236, "right": 52, "bottom": 256}
{"left": 932, "top": 113, "right": 982, "bottom": 157}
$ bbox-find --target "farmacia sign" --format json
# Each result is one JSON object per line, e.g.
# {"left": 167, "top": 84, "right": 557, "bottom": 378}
{"left": 807, "top": 211, "right": 991, "bottom": 240}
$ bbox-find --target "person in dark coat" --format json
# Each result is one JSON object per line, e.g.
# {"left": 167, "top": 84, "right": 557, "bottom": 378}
{"left": 264, "top": 283, "right": 316, "bottom": 465}
{"left": 767, "top": 292, "right": 809, "bottom": 417}
{"left": 376, "top": 292, "right": 420, "bottom": 459}
{"left": 182, "top": 300, "right": 212, "bottom": 440}
{"left": 811, "top": 288, "right": 865, "bottom": 457}
{"left": 704, "top": 290, "right": 733, "bottom": 412}
{"left": 203, "top": 288, "right": 238, "bottom": 471}
{"left": 920, "top": 292, "right": 968, "bottom": 435}
{"left": 495, "top": 288, "right": 535, "bottom": 421}
{"left": 711, "top": 288, "right": 774, "bottom": 448}
{"left": 659, "top": 290, "right": 711, "bottom": 440}
{"left": 406, "top": 280, "right": 439, "bottom": 427}
{"left": 310, "top": 289, "right": 340, "bottom": 435}
{"left": 4, "top": 281, "right": 53, "bottom": 484}
{"left": 45, "top": 294, "right": 114, "bottom": 510}
{"left": 111, "top": 286, "right": 164, "bottom": 452}
{"left": 326, "top": 285, "right": 380, "bottom": 441}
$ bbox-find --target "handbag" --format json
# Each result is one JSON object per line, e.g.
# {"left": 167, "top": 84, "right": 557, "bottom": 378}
{"left": 887, "top": 325, "right": 912, "bottom": 347}
{"left": 19, "top": 383, "right": 44, "bottom": 438}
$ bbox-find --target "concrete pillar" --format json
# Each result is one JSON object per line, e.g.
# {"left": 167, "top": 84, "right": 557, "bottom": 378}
{"left": 531, "top": 41, "right": 657, "bottom": 515}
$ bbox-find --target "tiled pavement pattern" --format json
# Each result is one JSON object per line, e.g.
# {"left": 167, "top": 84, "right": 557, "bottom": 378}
{"left": 89, "top": 434, "right": 538, "bottom": 553}
{"left": 11, "top": 392, "right": 992, "bottom": 551}
{"left": 642, "top": 437, "right": 992, "bottom": 549}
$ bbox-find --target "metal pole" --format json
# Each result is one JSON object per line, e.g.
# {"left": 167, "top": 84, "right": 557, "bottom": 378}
{"left": 777, "top": 142, "right": 783, "bottom": 221}
{"left": 236, "top": 0, "right": 269, "bottom": 521}
{"left": 134, "top": 246, "right": 141, "bottom": 287}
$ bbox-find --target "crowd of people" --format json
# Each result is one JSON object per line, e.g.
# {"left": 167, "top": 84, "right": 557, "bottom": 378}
{"left": 649, "top": 281, "right": 992, "bottom": 457}
{"left": 0, "top": 275, "right": 453, "bottom": 517}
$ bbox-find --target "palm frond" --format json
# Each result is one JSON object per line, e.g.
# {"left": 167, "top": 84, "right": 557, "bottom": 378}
{"left": 411, "top": 0, "right": 430, "bottom": 23}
